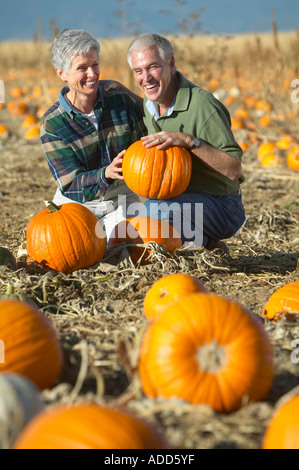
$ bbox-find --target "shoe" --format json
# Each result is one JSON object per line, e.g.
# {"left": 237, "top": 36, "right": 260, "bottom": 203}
{"left": 206, "top": 238, "right": 230, "bottom": 256}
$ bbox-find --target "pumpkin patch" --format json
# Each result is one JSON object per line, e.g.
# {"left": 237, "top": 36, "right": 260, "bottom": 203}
{"left": 0, "top": 31, "right": 298, "bottom": 449}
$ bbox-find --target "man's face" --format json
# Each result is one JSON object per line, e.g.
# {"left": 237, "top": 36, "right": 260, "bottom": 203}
{"left": 130, "top": 45, "right": 176, "bottom": 105}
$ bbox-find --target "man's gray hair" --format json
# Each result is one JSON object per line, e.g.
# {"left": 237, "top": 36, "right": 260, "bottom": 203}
{"left": 51, "top": 29, "right": 100, "bottom": 72}
{"left": 127, "top": 33, "right": 174, "bottom": 69}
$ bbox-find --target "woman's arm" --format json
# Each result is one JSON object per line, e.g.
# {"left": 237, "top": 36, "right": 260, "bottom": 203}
{"left": 40, "top": 120, "right": 111, "bottom": 203}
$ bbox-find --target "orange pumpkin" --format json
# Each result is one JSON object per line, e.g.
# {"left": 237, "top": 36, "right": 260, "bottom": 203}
{"left": 276, "top": 134, "right": 293, "bottom": 150}
{"left": 238, "top": 141, "right": 249, "bottom": 152}
{"left": 259, "top": 115, "right": 271, "bottom": 127}
{"left": 231, "top": 117, "right": 245, "bottom": 130}
{"left": 0, "top": 124, "right": 9, "bottom": 139}
{"left": 14, "top": 402, "right": 169, "bottom": 449}
{"left": 257, "top": 141, "right": 276, "bottom": 160}
{"left": 0, "top": 299, "right": 63, "bottom": 390}
{"left": 26, "top": 202, "right": 106, "bottom": 274}
{"left": 22, "top": 114, "right": 37, "bottom": 129}
{"left": 139, "top": 293, "right": 274, "bottom": 413}
{"left": 108, "top": 215, "right": 182, "bottom": 265}
{"left": 262, "top": 281, "right": 299, "bottom": 320}
{"left": 9, "top": 100, "right": 28, "bottom": 116}
{"left": 10, "top": 87, "right": 23, "bottom": 98}
{"left": 255, "top": 98, "right": 272, "bottom": 113}
{"left": 122, "top": 140, "right": 192, "bottom": 199}
{"left": 286, "top": 145, "right": 299, "bottom": 171}
{"left": 263, "top": 394, "right": 299, "bottom": 449}
{"left": 244, "top": 95, "right": 257, "bottom": 109}
{"left": 143, "top": 273, "right": 207, "bottom": 320}
{"left": 23, "top": 124, "right": 40, "bottom": 141}
{"left": 260, "top": 153, "right": 281, "bottom": 168}
{"left": 234, "top": 108, "right": 249, "bottom": 120}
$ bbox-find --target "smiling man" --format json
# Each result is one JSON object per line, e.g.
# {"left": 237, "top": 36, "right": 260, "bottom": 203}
{"left": 40, "top": 29, "right": 145, "bottom": 243}
{"left": 126, "top": 33, "right": 246, "bottom": 253}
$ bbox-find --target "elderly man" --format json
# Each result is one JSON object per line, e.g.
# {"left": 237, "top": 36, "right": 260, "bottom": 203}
{"left": 126, "top": 33, "right": 245, "bottom": 253}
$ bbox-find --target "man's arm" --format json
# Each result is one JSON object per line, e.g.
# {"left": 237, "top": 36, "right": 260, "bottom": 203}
{"left": 141, "top": 131, "right": 242, "bottom": 181}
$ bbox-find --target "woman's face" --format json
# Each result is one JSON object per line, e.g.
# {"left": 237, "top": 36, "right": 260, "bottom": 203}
{"left": 57, "top": 48, "right": 100, "bottom": 103}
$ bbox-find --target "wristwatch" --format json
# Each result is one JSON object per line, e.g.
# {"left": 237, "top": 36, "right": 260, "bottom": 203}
{"left": 190, "top": 137, "right": 201, "bottom": 150}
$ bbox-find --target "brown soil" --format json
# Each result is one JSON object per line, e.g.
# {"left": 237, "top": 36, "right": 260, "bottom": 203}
{"left": 0, "top": 106, "right": 298, "bottom": 450}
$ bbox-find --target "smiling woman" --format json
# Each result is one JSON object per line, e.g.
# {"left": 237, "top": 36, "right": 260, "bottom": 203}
{"left": 55, "top": 50, "right": 100, "bottom": 114}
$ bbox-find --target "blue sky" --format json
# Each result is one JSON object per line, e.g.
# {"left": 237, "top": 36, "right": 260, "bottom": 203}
{"left": 0, "top": 0, "right": 298, "bottom": 41}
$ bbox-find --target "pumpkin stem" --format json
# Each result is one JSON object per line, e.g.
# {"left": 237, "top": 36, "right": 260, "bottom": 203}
{"left": 159, "top": 290, "right": 168, "bottom": 298}
{"left": 44, "top": 200, "right": 61, "bottom": 213}
{"left": 197, "top": 339, "right": 226, "bottom": 373}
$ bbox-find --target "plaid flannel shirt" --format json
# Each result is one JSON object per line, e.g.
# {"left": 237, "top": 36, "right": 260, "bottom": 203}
{"left": 40, "top": 85, "right": 145, "bottom": 203}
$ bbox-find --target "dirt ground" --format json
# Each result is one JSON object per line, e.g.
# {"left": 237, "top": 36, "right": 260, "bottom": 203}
{"left": 0, "top": 105, "right": 298, "bottom": 449}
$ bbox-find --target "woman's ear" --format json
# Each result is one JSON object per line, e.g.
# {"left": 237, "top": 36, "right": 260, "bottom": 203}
{"left": 56, "top": 68, "right": 67, "bottom": 82}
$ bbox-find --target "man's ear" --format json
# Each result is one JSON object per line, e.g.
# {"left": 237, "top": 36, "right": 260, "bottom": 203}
{"left": 169, "top": 56, "right": 176, "bottom": 73}
{"left": 56, "top": 68, "right": 67, "bottom": 82}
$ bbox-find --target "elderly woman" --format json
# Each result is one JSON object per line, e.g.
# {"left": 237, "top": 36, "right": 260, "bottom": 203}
{"left": 40, "top": 29, "right": 145, "bottom": 243}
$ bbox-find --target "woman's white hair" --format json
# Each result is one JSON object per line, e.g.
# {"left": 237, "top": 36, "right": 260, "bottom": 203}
{"left": 127, "top": 33, "right": 174, "bottom": 69}
{"left": 51, "top": 29, "right": 100, "bottom": 72}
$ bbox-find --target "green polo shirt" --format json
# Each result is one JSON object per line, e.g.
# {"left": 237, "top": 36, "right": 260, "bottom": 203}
{"left": 143, "top": 71, "right": 244, "bottom": 196}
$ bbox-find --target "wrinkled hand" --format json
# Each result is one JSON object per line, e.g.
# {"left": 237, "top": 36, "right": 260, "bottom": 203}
{"left": 141, "top": 131, "right": 192, "bottom": 150}
{"left": 105, "top": 150, "right": 125, "bottom": 180}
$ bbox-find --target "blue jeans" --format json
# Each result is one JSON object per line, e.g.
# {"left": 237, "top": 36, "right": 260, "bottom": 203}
{"left": 140, "top": 191, "right": 246, "bottom": 247}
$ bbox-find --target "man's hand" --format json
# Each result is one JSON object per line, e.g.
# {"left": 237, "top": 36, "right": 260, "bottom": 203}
{"left": 104, "top": 150, "right": 125, "bottom": 180}
{"left": 141, "top": 131, "right": 193, "bottom": 150}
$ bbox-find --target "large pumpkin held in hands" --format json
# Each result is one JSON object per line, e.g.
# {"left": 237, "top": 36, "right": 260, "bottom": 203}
{"left": 14, "top": 402, "right": 169, "bottom": 449}
{"left": 139, "top": 293, "right": 274, "bottom": 414}
{"left": 0, "top": 299, "right": 63, "bottom": 390}
{"left": 122, "top": 140, "right": 192, "bottom": 199}
{"left": 26, "top": 202, "right": 106, "bottom": 274}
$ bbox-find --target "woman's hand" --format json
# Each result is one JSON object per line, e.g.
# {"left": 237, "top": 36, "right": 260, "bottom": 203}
{"left": 141, "top": 131, "right": 193, "bottom": 150}
{"left": 104, "top": 150, "right": 125, "bottom": 180}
